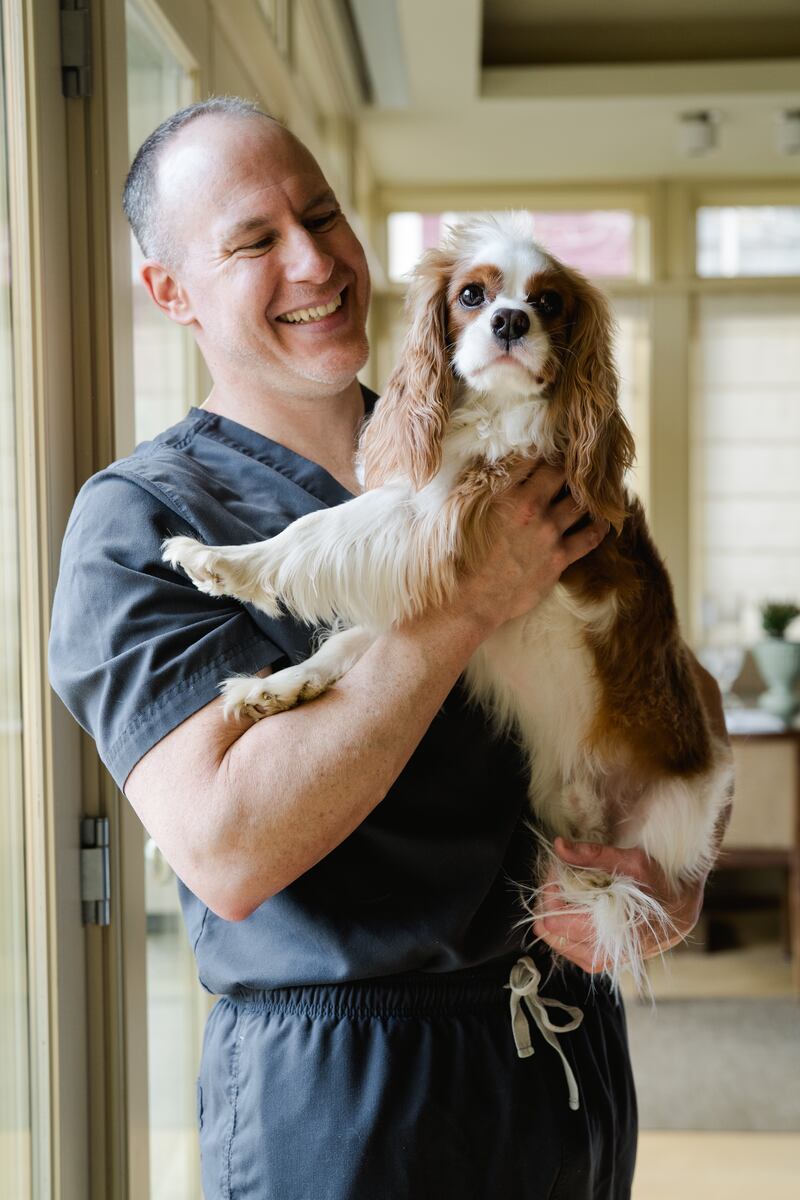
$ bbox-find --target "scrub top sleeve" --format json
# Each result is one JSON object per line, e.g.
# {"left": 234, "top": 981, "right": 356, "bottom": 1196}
{"left": 48, "top": 471, "right": 283, "bottom": 792}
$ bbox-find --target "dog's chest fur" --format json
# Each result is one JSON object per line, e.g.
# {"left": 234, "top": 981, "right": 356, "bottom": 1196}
{"left": 446, "top": 390, "right": 551, "bottom": 465}
{"left": 411, "top": 389, "right": 619, "bottom": 842}
{"left": 464, "top": 586, "right": 617, "bottom": 844}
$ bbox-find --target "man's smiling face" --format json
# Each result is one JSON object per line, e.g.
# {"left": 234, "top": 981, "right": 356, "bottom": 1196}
{"left": 158, "top": 115, "right": 370, "bottom": 400}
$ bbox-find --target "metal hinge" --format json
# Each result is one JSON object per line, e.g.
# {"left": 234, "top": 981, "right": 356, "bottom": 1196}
{"left": 60, "top": 0, "right": 92, "bottom": 99}
{"left": 80, "top": 816, "right": 110, "bottom": 926}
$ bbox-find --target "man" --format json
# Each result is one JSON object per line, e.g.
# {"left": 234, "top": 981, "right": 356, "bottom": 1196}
{"left": 50, "top": 98, "right": 726, "bottom": 1198}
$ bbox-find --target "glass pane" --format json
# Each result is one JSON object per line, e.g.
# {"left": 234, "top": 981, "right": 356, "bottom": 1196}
{"left": 614, "top": 296, "right": 650, "bottom": 505}
{"left": 125, "top": 7, "right": 207, "bottom": 1200}
{"left": 126, "top": 0, "right": 195, "bottom": 444}
{"left": 0, "top": 12, "right": 32, "bottom": 1197}
{"left": 388, "top": 210, "right": 637, "bottom": 281}
{"left": 697, "top": 206, "right": 800, "bottom": 278}
{"left": 691, "top": 292, "right": 800, "bottom": 650}
{"left": 145, "top": 840, "right": 213, "bottom": 1200}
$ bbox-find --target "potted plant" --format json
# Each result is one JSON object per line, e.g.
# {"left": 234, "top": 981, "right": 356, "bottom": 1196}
{"left": 752, "top": 602, "right": 800, "bottom": 724}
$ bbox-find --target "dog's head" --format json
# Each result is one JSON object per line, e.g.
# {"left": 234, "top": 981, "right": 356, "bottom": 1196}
{"left": 363, "top": 214, "right": 634, "bottom": 529}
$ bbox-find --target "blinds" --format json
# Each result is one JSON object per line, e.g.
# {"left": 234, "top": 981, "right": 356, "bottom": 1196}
{"left": 614, "top": 295, "right": 650, "bottom": 502}
{"left": 691, "top": 293, "right": 800, "bottom": 635}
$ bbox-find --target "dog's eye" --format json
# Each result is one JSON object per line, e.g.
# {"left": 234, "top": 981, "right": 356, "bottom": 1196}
{"left": 458, "top": 284, "right": 485, "bottom": 308}
{"left": 529, "top": 290, "right": 563, "bottom": 318}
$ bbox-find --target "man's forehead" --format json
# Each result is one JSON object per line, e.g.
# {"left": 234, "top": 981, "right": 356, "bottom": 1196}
{"left": 158, "top": 116, "right": 329, "bottom": 231}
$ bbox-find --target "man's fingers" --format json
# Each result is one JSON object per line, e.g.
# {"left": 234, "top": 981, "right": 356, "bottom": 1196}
{"left": 515, "top": 463, "right": 567, "bottom": 500}
{"left": 535, "top": 915, "right": 596, "bottom": 947}
{"left": 550, "top": 492, "right": 586, "bottom": 533}
{"left": 552, "top": 835, "right": 647, "bottom": 878}
{"left": 533, "top": 919, "right": 610, "bottom": 973}
{"left": 561, "top": 517, "right": 609, "bottom": 565}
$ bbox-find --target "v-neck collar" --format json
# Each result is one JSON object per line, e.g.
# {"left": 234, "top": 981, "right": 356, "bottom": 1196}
{"left": 186, "top": 383, "right": 378, "bottom": 508}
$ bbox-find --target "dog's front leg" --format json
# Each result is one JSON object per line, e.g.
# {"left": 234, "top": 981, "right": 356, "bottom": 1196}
{"left": 221, "top": 624, "right": 378, "bottom": 720}
{"left": 163, "top": 481, "right": 416, "bottom": 627}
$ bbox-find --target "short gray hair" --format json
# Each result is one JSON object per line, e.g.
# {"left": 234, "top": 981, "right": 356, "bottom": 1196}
{"left": 122, "top": 96, "right": 279, "bottom": 267}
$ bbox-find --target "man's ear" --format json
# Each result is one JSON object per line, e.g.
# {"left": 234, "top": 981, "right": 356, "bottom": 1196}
{"left": 140, "top": 261, "right": 196, "bottom": 327}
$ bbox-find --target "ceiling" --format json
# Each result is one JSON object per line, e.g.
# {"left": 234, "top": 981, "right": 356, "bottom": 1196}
{"left": 483, "top": 0, "right": 800, "bottom": 67}
{"left": 350, "top": 0, "right": 800, "bottom": 187}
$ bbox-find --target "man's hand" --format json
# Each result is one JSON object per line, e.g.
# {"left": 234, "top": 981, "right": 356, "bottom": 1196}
{"left": 533, "top": 836, "right": 705, "bottom": 974}
{"left": 452, "top": 463, "right": 609, "bottom": 635}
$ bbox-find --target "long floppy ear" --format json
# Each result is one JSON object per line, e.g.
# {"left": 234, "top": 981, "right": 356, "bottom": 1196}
{"left": 547, "top": 267, "right": 635, "bottom": 531}
{"left": 362, "top": 247, "right": 455, "bottom": 490}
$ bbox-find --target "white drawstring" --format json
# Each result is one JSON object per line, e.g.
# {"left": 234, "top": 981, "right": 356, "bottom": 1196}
{"left": 506, "top": 956, "right": 584, "bottom": 1112}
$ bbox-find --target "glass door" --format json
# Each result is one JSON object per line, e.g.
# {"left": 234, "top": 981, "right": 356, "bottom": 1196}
{"left": 126, "top": 0, "right": 198, "bottom": 443}
{"left": 0, "top": 14, "right": 31, "bottom": 1195}
{"left": 124, "top": 6, "right": 211, "bottom": 1198}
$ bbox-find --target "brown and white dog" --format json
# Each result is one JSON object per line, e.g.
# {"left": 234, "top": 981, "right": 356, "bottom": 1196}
{"left": 164, "top": 214, "right": 733, "bottom": 992}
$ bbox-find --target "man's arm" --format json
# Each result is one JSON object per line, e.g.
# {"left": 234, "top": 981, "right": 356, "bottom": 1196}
{"left": 125, "top": 465, "right": 607, "bottom": 921}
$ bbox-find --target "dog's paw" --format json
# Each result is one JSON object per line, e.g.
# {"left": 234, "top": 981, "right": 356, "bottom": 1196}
{"left": 162, "top": 536, "right": 235, "bottom": 597}
{"left": 221, "top": 668, "right": 331, "bottom": 721}
{"left": 162, "top": 536, "right": 282, "bottom": 612}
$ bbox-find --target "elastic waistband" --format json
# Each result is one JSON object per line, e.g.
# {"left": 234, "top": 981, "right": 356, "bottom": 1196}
{"left": 226, "top": 953, "right": 537, "bottom": 1020}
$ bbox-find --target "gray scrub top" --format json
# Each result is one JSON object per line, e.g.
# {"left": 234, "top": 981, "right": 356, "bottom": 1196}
{"left": 48, "top": 394, "right": 533, "bottom": 994}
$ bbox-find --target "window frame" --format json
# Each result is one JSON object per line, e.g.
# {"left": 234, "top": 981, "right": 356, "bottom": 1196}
{"left": 2, "top": 0, "right": 94, "bottom": 1195}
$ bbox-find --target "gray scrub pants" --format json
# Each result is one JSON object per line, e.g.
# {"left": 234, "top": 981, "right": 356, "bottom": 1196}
{"left": 197, "top": 952, "right": 637, "bottom": 1199}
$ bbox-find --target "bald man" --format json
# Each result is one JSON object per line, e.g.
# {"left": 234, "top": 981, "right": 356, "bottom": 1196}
{"left": 50, "top": 98, "right": 721, "bottom": 1199}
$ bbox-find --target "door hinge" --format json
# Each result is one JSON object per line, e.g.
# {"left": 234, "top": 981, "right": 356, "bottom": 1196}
{"left": 80, "top": 816, "right": 110, "bottom": 926}
{"left": 60, "top": 0, "right": 92, "bottom": 99}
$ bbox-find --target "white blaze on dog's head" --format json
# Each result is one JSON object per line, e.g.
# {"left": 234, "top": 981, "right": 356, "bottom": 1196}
{"left": 446, "top": 214, "right": 567, "bottom": 399}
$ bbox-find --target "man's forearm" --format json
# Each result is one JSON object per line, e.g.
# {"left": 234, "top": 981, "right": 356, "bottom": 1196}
{"left": 177, "top": 605, "right": 492, "bottom": 919}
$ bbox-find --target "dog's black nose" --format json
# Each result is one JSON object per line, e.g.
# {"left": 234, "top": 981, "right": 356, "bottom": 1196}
{"left": 490, "top": 307, "right": 530, "bottom": 343}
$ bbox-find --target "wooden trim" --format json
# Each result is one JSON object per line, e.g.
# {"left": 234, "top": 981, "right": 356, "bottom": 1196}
{"left": 3, "top": 0, "right": 96, "bottom": 1195}
{"left": 482, "top": 60, "right": 800, "bottom": 101}
{"left": 64, "top": 1, "right": 150, "bottom": 1196}
{"left": 714, "top": 848, "right": 793, "bottom": 870}
{"left": 721, "top": 730, "right": 800, "bottom": 996}
{"left": 729, "top": 730, "right": 800, "bottom": 744}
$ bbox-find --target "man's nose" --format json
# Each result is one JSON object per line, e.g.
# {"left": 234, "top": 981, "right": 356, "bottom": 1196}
{"left": 490, "top": 307, "right": 530, "bottom": 344}
{"left": 282, "top": 225, "right": 335, "bottom": 284}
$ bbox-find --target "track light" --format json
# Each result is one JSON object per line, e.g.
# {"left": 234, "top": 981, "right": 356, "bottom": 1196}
{"left": 678, "top": 111, "right": 718, "bottom": 157}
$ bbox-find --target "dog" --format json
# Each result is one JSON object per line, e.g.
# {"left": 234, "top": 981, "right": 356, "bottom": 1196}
{"left": 163, "top": 213, "right": 733, "bottom": 996}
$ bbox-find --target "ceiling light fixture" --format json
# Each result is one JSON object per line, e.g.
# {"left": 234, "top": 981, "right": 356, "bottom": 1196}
{"left": 775, "top": 109, "right": 800, "bottom": 156}
{"left": 678, "top": 111, "right": 718, "bottom": 157}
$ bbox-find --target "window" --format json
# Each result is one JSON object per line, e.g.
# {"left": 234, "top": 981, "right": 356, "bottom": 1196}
{"left": 697, "top": 206, "right": 800, "bottom": 278}
{"left": 614, "top": 296, "right": 650, "bottom": 504}
{"left": 0, "top": 16, "right": 31, "bottom": 1196}
{"left": 126, "top": 0, "right": 196, "bottom": 443}
{"left": 691, "top": 293, "right": 800, "bottom": 644}
{"left": 125, "top": 7, "right": 206, "bottom": 1199}
{"left": 387, "top": 210, "right": 640, "bottom": 282}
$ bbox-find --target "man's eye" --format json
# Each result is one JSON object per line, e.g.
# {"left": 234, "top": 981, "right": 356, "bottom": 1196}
{"left": 459, "top": 284, "right": 485, "bottom": 308}
{"left": 305, "top": 210, "right": 340, "bottom": 232}
{"left": 242, "top": 236, "right": 274, "bottom": 252}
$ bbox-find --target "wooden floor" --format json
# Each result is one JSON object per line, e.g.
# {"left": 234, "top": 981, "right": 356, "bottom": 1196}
{"left": 628, "top": 940, "right": 795, "bottom": 1002}
{"left": 628, "top": 936, "right": 799, "bottom": 1198}
{"left": 633, "top": 1132, "right": 800, "bottom": 1200}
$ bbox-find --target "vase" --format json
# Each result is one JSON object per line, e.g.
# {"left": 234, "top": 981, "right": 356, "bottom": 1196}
{"left": 752, "top": 639, "right": 800, "bottom": 724}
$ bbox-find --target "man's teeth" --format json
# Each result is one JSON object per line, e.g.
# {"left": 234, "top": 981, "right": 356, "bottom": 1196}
{"left": 278, "top": 294, "right": 343, "bottom": 324}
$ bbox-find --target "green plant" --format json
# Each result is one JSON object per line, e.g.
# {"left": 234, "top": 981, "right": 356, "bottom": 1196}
{"left": 760, "top": 602, "right": 800, "bottom": 639}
